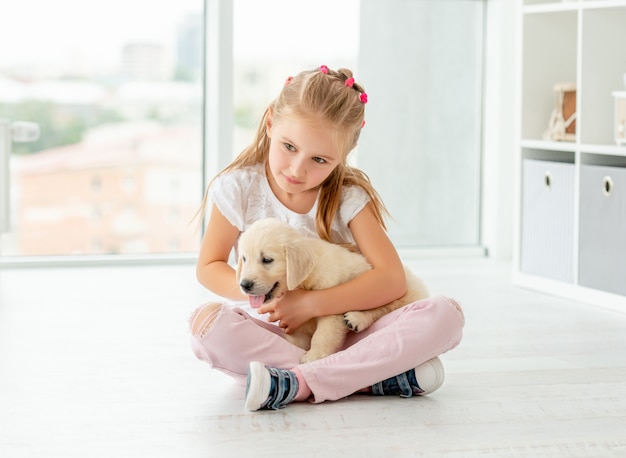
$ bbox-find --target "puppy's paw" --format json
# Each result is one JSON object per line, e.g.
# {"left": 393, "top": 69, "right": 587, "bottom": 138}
{"left": 343, "top": 311, "right": 374, "bottom": 333}
{"left": 300, "top": 350, "right": 328, "bottom": 363}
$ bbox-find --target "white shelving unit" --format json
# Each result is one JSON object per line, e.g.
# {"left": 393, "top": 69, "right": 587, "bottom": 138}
{"left": 514, "top": 0, "right": 626, "bottom": 312}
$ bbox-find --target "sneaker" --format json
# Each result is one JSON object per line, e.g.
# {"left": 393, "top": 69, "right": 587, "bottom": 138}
{"left": 245, "top": 362, "right": 299, "bottom": 411}
{"left": 371, "top": 357, "right": 445, "bottom": 397}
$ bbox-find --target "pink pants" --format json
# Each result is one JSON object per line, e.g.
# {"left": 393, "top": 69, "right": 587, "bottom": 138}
{"left": 189, "top": 296, "right": 464, "bottom": 403}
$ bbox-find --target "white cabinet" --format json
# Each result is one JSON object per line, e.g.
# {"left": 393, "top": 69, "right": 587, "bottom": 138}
{"left": 520, "top": 158, "right": 575, "bottom": 283}
{"left": 579, "top": 162, "right": 626, "bottom": 296}
{"left": 514, "top": 0, "right": 626, "bottom": 311}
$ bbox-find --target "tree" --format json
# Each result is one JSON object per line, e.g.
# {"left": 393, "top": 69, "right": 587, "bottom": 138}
{"left": 0, "top": 101, "right": 124, "bottom": 155}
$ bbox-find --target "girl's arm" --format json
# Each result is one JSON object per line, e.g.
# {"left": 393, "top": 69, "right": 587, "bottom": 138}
{"left": 196, "top": 203, "right": 247, "bottom": 301}
{"left": 259, "top": 203, "right": 408, "bottom": 333}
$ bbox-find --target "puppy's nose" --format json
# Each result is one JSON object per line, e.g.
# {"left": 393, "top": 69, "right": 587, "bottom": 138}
{"left": 240, "top": 279, "right": 254, "bottom": 293}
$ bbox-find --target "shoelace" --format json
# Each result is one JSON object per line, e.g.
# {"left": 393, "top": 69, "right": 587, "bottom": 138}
{"left": 262, "top": 367, "right": 299, "bottom": 410}
{"left": 371, "top": 370, "right": 422, "bottom": 398}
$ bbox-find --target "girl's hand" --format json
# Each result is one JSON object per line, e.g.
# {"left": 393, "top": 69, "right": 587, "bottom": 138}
{"left": 258, "top": 289, "right": 316, "bottom": 334}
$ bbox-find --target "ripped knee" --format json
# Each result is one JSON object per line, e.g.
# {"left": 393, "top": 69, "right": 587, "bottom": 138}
{"left": 189, "top": 302, "right": 223, "bottom": 338}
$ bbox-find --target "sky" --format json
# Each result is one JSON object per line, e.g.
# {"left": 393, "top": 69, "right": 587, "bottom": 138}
{"left": 233, "top": 0, "right": 359, "bottom": 59}
{"left": 0, "top": 0, "right": 359, "bottom": 73}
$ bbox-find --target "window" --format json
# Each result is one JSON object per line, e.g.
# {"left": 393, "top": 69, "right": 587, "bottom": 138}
{"left": 1, "top": 0, "right": 485, "bottom": 262}
{"left": 232, "top": 0, "right": 360, "bottom": 156}
{"left": 0, "top": 0, "right": 204, "bottom": 258}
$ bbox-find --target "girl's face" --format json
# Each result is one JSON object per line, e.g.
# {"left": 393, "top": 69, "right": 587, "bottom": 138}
{"left": 266, "top": 114, "right": 343, "bottom": 195}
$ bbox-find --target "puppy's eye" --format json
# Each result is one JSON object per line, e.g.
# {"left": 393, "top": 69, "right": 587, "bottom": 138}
{"left": 262, "top": 257, "right": 273, "bottom": 264}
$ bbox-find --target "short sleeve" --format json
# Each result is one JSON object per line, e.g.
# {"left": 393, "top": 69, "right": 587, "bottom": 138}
{"left": 209, "top": 173, "right": 246, "bottom": 230}
{"left": 338, "top": 185, "right": 370, "bottom": 224}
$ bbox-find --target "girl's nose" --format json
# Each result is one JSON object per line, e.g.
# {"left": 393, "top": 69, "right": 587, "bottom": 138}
{"left": 289, "top": 155, "right": 306, "bottom": 177}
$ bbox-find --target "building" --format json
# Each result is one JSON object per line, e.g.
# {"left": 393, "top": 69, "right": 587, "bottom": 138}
{"left": 15, "top": 123, "right": 202, "bottom": 255}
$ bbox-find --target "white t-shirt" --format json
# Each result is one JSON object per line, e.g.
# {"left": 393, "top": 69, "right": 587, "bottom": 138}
{"left": 209, "top": 163, "right": 370, "bottom": 244}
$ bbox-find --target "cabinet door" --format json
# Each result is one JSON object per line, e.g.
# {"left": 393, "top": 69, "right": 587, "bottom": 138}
{"left": 579, "top": 164, "right": 626, "bottom": 296}
{"left": 520, "top": 159, "right": 575, "bottom": 283}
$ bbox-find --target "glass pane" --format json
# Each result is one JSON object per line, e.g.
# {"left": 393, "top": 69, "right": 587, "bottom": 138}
{"left": 233, "top": 0, "right": 360, "bottom": 156}
{"left": 0, "top": 1, "right": 204, "bottom": 257}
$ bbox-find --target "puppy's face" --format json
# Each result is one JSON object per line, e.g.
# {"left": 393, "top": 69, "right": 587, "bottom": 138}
{"left": 236, "top": 218, "right": 317, "bottom": 308}
{"left": 236, "top": 221, "right": 289, "bottom": 308}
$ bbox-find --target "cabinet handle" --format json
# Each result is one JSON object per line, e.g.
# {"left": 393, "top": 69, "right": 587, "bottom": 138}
{"left": 544, "top": 171, "right": 552, "bottom": 190}
{"left": 602, "top": 176, "right": 613, "bottom": 196}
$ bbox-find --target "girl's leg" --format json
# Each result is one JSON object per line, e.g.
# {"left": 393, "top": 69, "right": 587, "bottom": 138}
{"left": 189, "top": 302, "right": 306, "bottom": 384}
{"left": 296, "top": 295, "right": 465, "bottom": 403}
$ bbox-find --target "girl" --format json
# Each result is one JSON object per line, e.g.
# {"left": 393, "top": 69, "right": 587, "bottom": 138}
{"left": 189, "top": 65, "right": 465, "bottom": 411}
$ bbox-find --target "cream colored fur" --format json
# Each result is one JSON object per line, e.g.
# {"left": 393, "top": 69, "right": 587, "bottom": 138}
{"left": 236, "top": 218, "right": 429, "bottom": 363}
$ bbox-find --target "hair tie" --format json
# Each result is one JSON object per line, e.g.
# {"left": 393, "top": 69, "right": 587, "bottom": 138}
{"left": 319, "top": 65, "right": 329, "bottom": 74}
{"left": 361, "top": 120, "right": 366, "bottom": 128}
{"left": 359, "top": 93, "right": 368, "bottom": 104}
{"left": 284, "top": 76, "right": 293, "bottom": 86}
{"left": 345, "top": 77, "right": 355, "bottom": 88}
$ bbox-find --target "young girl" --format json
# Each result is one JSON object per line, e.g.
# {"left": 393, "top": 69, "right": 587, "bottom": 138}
{"left": 189, "top": 65, "right": 465, "bottom": 411}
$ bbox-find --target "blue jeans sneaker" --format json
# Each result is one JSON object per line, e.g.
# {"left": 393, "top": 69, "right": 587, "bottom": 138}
{"left": 371, "top": 357, "right": 445, "bottom": 397}
{"left": 245, "top": 362, "right": 299, "bottom": 411}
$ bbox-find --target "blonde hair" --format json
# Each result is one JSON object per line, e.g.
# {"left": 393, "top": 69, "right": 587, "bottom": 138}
{"left": 199, "top": 66, "right": 390, "bottom": 242}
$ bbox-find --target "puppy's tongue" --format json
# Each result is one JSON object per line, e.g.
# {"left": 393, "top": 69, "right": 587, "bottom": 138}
{"left": 248, "top": 295, "right": 265, "bottom": 309}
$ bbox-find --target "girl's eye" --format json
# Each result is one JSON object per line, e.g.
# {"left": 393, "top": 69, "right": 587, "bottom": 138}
{"left": 284, "top": 143, "right": 296, "bottom": 152}
{"left": 313, "top": 157, "right": 326, "bottom": 164}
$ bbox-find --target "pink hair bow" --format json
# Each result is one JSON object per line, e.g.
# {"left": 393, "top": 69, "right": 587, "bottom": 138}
{"left": 320, "top": 65, "right": 329, "bottom": 74}
{"left": 360, "top": 93, "right": 368, "bottom": 104}
{"left": 345, "top": 77, "right": 355, "bottom": 88}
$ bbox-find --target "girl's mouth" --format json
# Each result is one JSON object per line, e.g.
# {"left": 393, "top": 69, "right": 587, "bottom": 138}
{"left": 283, "top": 174, "right": 302, "bottom": 185}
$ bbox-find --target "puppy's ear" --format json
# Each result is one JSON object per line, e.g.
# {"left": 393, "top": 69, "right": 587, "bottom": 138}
{"left": 285, "top": 241, "right": 315, "bottom": 290}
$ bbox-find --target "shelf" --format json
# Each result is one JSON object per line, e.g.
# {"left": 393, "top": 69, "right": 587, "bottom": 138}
{"left": 517, "top": 0, "right": 626, "bottom": 308}
{"left": 580, "top": 144, "right": 626, "bottom": 156}
{"left": 524, "top": 0, "right": 626, "bottom": 14}
{"left": 521, "top": 11, "right": 577, "bottom": 140}
{"left": 520, "top": 139, "right": 626, "bottom": 156}
{"left": 581, "top": 0, "right": 626, "bottom": 10}
{"left": 521, "top": 139, "right": 577, "bottom": 151}
{"left": 523, "top": 3, "right": 579, "bottom": 14}
{"left": 579, "top": 7, "right": 626, "bottom": 144}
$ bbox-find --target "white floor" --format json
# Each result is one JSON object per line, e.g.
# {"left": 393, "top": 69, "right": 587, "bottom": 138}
{"left": 1, "top": 257, "right": 626, "bottom": 457}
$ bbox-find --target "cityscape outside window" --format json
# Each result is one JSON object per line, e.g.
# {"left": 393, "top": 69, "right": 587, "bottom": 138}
{"left": 0, "top": 1, "right": 204, "bottom": 257}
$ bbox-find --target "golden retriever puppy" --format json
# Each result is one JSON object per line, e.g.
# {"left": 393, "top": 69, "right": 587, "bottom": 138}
{"left": 236, "top": 218, "right": 429, "bottom": 363}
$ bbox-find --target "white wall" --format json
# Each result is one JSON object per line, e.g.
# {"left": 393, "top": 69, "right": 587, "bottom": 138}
{"left": 358, "top": 0, "right": 518, "bottom": 259}
{"left": 357, "top": 1, "right": 484, "bottom": 250}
